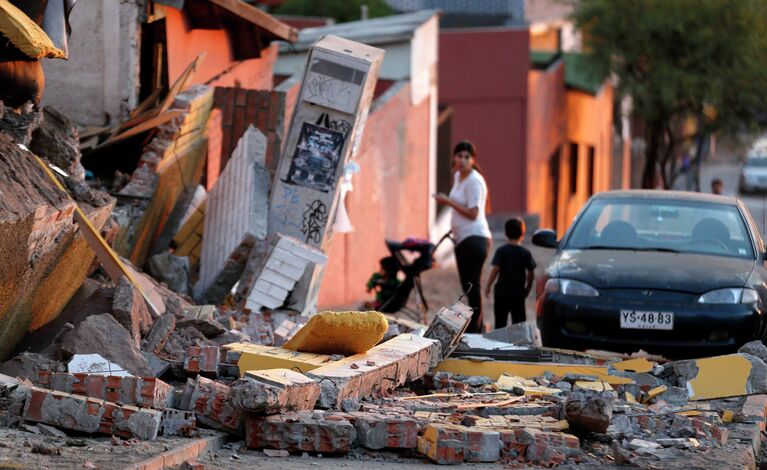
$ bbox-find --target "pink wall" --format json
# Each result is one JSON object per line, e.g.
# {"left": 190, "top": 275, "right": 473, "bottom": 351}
{"left": 165, "top": 8, "right": 276, "bottom": 91}
{"left": 439, "top": 28, "right": 530, "bottom": 214}
{"left": 318, "top": 83, "right": 432, "bottom": 307}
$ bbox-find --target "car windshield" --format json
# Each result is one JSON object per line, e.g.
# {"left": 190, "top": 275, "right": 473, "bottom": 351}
{"left": 746, "top": 157, "right": 767, "bottom": 167}
{"left": 565, "top": 198, "right": 755, "bottom": 259}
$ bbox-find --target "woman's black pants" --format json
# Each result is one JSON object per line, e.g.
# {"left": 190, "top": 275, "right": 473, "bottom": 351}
{"left": 454, "top": 235, "right": 489, "bottom": 333}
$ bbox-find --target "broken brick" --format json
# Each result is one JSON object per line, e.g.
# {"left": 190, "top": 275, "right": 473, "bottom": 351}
{"left": 183, "top": 376, "right": 242, "bottom": 434}
{"left": 230, "top": 369, "right": 319, "bottom": 414}
{"left": 22, "top": 386, "right": 160, "bottom": 440}
{"left": 245, "top": 411, "right": 356, "bottom": 453}
{"left": 184, "top": 345, "right": 220, "bottom": 378}
{"left": 307, "top": 334, "right": 441, "bottom": 408}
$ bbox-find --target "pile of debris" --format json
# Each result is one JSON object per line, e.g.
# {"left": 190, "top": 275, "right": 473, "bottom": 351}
{"left": 2, "top": 287, "right": 767, "bottom": 468}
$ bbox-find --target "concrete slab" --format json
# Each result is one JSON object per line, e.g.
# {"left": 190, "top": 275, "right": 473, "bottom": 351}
{"left": 225, "top": 343, "right": 332, "bottom": 376}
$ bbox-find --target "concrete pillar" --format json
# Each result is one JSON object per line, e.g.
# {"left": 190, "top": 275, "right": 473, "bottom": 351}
{"left": 267, "top": 35, "right": 384, "bottom": 314}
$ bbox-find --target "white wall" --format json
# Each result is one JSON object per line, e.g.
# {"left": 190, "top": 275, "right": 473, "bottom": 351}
{"left": 42, "top": 0, "right": 141, "bottom": 126}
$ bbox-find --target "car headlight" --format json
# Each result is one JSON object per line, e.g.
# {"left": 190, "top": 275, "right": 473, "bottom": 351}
{"left": 544, "top": 278, "right": 599, "bottom": 297}
{"left": 697, "top": 288, "right": 759, "bottom": 304}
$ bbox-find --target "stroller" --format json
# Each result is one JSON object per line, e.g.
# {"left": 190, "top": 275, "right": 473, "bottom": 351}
{"left": 377, "top": 233, "right": 453, "bottom": 323}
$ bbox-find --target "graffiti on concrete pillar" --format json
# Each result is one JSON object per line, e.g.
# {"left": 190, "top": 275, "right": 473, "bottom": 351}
{"left": 328, "top": 118, "right": 352, "bottom": 138}
{"left": 283, "top": 122, "right": 345, "bottom": 193}
{"left": 301, "top": 199, "right": 328, "bottom": 244}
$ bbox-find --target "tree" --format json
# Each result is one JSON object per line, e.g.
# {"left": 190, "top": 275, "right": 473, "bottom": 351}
{"left": 274, "top": 0, "right": 394, "bottom": 23}
{"left": 572, "top": 0, "right": 767, "bottom": 189}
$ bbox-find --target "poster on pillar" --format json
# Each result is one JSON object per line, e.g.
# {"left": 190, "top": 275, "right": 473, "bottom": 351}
{"left": 283, "top": 122, "right": 345, "bottom": 194}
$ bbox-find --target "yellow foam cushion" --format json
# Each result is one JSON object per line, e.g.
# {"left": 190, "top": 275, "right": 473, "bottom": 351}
{"left": 283, "top": 311, "right": 388, "bottom": 355}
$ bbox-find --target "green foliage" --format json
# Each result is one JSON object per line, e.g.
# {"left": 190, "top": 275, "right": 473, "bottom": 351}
{"left": 275, "top": 0, "right": 394, "bottom": 23}
{"left": 572, "top": 0, "right": 767, "bottom": 187}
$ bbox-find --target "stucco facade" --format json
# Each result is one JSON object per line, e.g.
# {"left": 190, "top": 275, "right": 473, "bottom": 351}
{"left": 439, "top": 28, "right": 530, "bottom": 215}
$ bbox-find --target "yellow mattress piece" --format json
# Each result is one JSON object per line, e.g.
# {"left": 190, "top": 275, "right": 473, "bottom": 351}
{"left": 284, "top": 311, "right": 388, "bottom": 355}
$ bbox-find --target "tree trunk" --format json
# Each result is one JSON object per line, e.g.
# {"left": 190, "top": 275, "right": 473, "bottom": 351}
{"left": 642, "top": 121, "right": 663, "bottom": 188}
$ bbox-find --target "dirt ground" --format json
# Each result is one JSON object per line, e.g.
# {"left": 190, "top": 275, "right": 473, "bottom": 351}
{"left": 196, "top": 444, "right": 508, "bottom": 469}
{"left": 0, "top": 427, "right": 222, "bottom": 469}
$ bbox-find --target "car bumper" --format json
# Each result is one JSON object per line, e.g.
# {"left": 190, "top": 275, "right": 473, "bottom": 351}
{"left": 539, "top": 293, "right": 764, "bottom": 358}
{"left": 740, "top": 177, "right": 767, "bottom": 192}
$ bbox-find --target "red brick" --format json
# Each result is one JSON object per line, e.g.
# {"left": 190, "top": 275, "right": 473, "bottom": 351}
{"left": 184, "top": 346, "right": 219, "bottom": 378}
{"left": 346, "top": 411, "right": 417, "bottom": 449}
{"left": 186, "top": 376, "right": 242, "bottom": 434}
{"left": 21, "top": 386, "right": 160, "bottom": 439}
{"left": 245, "top": 412, "right": 356, "bottom": 453}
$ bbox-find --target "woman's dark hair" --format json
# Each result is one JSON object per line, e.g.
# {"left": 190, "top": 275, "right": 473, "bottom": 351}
{"left": 452, "top": 139, "right": 492, "bottom": 214}
{"left": 453, "top": 140, "right": 477, "bottom": 157}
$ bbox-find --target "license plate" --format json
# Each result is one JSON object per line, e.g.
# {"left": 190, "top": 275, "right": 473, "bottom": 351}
{"left": 620, "top": 310, "right": 674, "bottom": 330}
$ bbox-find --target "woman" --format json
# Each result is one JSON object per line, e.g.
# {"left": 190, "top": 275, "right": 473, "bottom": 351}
{"left": 433, "top": 141, "right": 492, "bottom": 333}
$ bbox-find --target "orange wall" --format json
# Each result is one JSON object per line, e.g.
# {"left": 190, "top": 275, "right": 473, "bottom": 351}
{"left": 526, "top": 63, "right": 567, "bottom": 230}
{"left": 561, "top": 84, "right": 614, "bottom": 230}
{"left": 530, "top": 28, "right": 559, "bottom": 51}
{"left": 165, "top": 8, "right": 276, "bottom": 90}
{"left": 318, "top": 83, "right": 431, "bottom": 307}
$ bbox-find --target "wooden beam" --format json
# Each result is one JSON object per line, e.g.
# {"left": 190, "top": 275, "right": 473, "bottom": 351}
{"left": 31, "top": 153, "right": 160, "bottom": 317}
{"left": 207, "top": 0, "right": 297, "bottom": 43}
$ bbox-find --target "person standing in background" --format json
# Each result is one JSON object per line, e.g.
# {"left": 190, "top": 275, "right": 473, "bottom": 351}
{"left": 433, "top": 141, "right": 492, "bottom": 333}
{"left": 485, "top": 218, "right": 536, "bottom": 329}
{"left": 711, "top": 178, "right": 723, "bottom": 195}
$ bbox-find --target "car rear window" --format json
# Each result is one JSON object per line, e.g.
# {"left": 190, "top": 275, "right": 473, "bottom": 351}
{"left": 565, "top": 198, "right": 755, "bottom": 259}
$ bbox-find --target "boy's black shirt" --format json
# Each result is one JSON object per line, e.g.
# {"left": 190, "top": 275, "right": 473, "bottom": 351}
{"left": 491, "top": 243, "right": 536, "bottom": 296}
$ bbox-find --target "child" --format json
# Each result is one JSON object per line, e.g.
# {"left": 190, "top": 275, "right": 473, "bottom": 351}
{"left": 484, "top": 218, "right": 536, "bottom": 328}
{"left": 364, "top": 256, "right": 401, "bottom": 310}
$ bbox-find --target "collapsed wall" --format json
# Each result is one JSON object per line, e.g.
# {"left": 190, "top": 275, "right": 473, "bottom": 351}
{"left": 0, "top": 133, "right": 114, "bottom": 360}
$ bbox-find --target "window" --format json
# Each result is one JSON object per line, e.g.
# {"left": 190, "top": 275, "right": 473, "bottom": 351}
{"left": 569, "top": 142, "right": 578, "bottom": 195}
{"left": 587, "top": 146, "right": 595, "bottom": 196}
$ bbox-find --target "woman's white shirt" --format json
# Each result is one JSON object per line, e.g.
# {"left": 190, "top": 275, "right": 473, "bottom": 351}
{"left": 448, "top": 169, "right": 491, "bottom": 244}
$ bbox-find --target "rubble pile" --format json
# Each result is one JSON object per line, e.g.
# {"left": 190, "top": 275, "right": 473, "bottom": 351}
{"left": 1, "top": 284, "right": 767, "bottom": 468}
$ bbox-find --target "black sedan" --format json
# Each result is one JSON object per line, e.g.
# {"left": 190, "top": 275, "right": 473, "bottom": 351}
{"left": 532, "top": 190, "right": 767, "bottom": 358}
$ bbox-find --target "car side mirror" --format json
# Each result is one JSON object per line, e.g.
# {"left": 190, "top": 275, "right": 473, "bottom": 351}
{"left": 532, "top": 229, "right": 559, "bottom": 248}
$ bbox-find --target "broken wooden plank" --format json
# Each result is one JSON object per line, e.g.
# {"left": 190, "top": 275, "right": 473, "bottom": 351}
{"left": 0, "top": 0, "right": 66, "bottom": 59}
